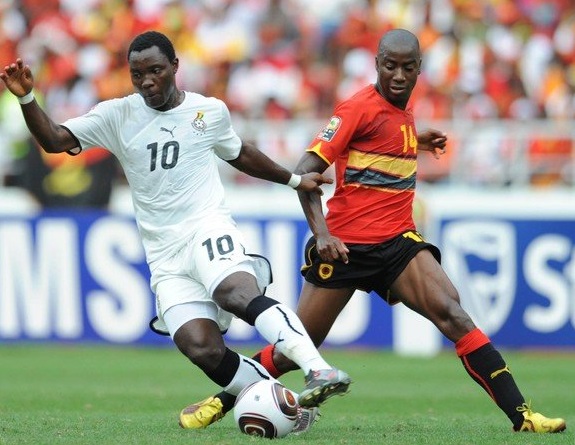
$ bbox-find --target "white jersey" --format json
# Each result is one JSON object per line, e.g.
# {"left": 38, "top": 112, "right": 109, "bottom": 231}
{"left": 62, "top": 92, "right": 242, "bottom": 265}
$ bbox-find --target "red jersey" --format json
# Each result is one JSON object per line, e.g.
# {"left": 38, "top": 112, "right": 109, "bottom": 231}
{"left": 307, "top": 84, "right": 418, "bottom": 244}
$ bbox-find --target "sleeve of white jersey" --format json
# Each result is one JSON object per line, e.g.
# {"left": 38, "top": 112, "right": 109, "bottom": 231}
{"left": 213, "top": 99, "right": 242, "bottom": 161}
{"left": 61, "top": 100, "right": 118, "bottom": 154}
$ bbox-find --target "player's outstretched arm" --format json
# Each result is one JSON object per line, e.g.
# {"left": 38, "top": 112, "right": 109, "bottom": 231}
{"left": 295, "top": 152, "right": 349, "bottom": 264}
{"left": 0, "top": 58, "right": 77, "bottom": 153}
{"left": 227, "top": 140, "right": 333, "bottom": 194}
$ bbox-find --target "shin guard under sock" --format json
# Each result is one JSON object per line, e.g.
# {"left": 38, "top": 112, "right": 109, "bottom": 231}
{"left": 457, "top": 329, "right": 526, "bottom": 428}
{"left": 216, "top": 345, "right": 283, "bottom": 414}
{"left": 245, "top": 295, "right": 330, "bottom": 373}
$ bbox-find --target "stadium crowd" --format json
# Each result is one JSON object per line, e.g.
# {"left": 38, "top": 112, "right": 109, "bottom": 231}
{"left": 0, "top": 0, "right": 574, "bottom": 206}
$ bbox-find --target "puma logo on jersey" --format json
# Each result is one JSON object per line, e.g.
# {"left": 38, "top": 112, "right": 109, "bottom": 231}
{"left": 160, "top": 126, "right": 176, "bottom": 137}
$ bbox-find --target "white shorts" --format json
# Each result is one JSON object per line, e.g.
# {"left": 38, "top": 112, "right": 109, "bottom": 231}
{"left": 150, "top": 223, "right": 271, "bottom": 336}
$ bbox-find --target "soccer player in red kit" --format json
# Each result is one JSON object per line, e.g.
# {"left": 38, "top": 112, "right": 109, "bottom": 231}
{"left": 181, "top": 29, "right": 566, "bottom": 434}
{"left": 307, "top": 86, "right": 420, "bottom": 246}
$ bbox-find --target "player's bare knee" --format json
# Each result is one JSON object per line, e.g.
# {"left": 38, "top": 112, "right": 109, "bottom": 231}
{"left": 215, "top": 292, "right": 258, "bottom": 319}
{"left": 173, "top": 327, "right": 226, "bottom": 370}
{"left": 183, "top": 343, "right": 226, "bottom": 371}
{"left": 213, "top": 277, "right": 260, "bottom": 316}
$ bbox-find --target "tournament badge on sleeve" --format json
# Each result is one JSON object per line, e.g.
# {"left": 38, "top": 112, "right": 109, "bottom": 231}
{"left": 318, "top": 116, "right": 341, "bottom": 142}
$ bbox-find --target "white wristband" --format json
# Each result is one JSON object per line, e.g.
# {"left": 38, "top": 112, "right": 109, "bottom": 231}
{"left": 287, "top": 173, "right": 302, "bottom": 189}
{"left": 18, "top": 91, "right": 35, "bottom": 105}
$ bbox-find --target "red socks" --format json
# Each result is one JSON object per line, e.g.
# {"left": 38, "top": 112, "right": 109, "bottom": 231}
{"left": 455, "top": 328, "right": 490, "bottom": 357}
{"left": 258, "top": 345, "right": 283, "bottom": 379}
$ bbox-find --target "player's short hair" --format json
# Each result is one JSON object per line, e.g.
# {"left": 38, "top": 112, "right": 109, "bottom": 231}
{"left": 127, "top": 31, "right": 176, "bottom": 62}
{"left": 377, "top": 28, "right": 420, "bottom": 57}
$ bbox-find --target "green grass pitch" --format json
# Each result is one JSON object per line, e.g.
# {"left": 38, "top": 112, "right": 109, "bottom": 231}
{"left": 0, "top": 345, "right": 572, "bottom": 444}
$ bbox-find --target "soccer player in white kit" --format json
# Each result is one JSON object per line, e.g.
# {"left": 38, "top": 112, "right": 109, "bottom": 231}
{"left": 1, "top": 31, "right": 351, "bottom": 430}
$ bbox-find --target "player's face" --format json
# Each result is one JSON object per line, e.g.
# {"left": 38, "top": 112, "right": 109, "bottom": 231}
{"left": 129, "top": 46, "right": 179, "bottom": 111}
{"left": 374, "top": 46, "right": 420, "bottom": 109}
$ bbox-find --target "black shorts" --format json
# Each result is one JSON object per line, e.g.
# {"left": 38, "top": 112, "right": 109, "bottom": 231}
{"left": 300, "top": 230, "right": 441, "bottom": 305}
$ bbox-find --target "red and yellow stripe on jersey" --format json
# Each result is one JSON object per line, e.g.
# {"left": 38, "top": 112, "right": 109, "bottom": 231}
{"left": 307, "top": 85, "right": 418, "bottom": 244}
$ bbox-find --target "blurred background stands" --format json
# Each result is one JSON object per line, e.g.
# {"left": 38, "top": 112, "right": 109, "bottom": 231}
{"left": 0, "top": 0, "right": 574, "bottom": 210}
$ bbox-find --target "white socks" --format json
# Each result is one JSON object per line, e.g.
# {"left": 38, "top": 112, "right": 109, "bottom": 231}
{"left": 224, "top": 353, "right": 274, "bottom": 396}
{"left": 254, "top": 303, "right": 330, "bottom": 375}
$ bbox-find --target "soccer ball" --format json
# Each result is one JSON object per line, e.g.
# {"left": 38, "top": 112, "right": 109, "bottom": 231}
{"left": 234, "top": 380, "right": 298, "bottom": 438}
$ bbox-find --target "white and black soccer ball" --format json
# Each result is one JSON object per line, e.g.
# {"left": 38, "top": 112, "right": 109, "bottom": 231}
{"left": 234, "top": 380, "right": 298, "bottom": 439}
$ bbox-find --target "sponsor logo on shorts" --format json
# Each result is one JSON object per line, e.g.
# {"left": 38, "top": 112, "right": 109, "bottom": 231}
{"left": 318, "top": 263, "right": 334, "bottom": 280}
{"left": 317, "top": 116, "right": 341, "bottom": 142}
